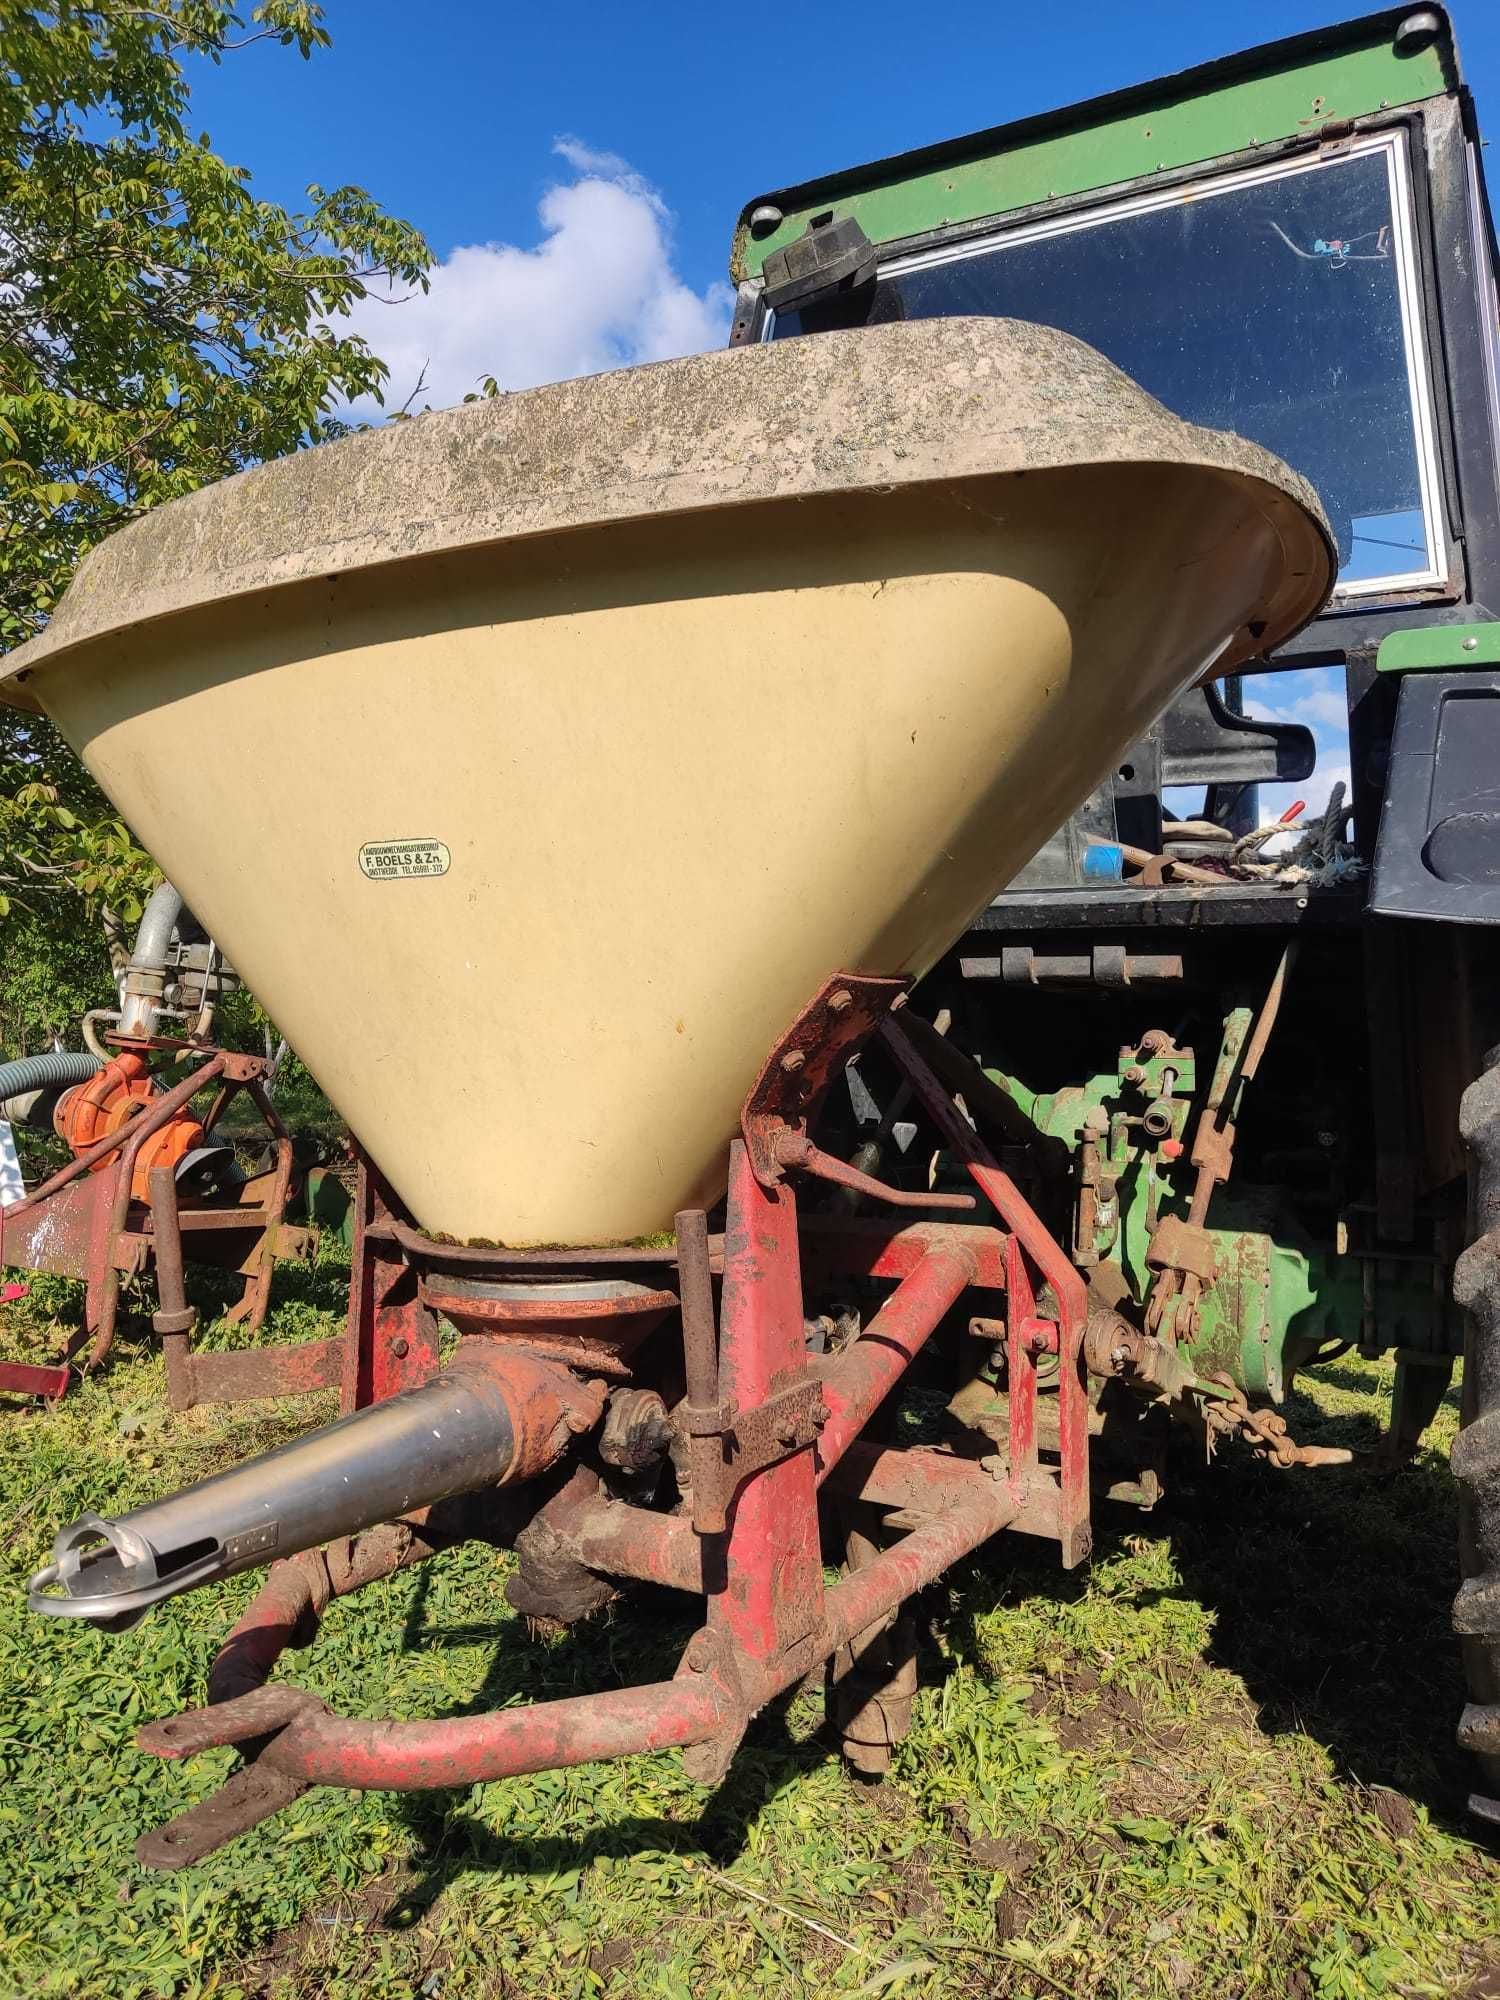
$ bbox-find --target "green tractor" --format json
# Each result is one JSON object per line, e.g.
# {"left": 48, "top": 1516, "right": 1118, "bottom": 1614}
{"left": 731, "top": 4, "right": 1500, "bottom": 1818}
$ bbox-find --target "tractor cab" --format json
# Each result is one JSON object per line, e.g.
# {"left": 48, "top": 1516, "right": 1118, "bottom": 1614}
{"left": 732, "top": 16, "right": 1500, "bottom": 1827}
{"left": 731, "top": 4, "right": 1500, "bottom": 925}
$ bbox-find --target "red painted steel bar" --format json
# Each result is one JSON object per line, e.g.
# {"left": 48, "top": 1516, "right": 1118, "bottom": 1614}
{"left": 800, "top": 1216, "right": 1008, "bottom": 1289}
{"left": 552, "top": 1443, "right": 1015, "bottom": 1604}
{"left": 187, "top": 1479, "right": 1013, "bottom": 1798}
{"left": 568, "top": 1494, "right": 704, "bottom": 1595}
{"left": 814, "top": 1242, "right": 978, "bottom": 1478}
{"left": 205, "top": 1517, "right": 459, "bottom": 1707}
{"left": 825, "top": 1441, "right": 1001, "bottom": 1513}
{"left": 260, "top": 1676, "right": 727, "bottom": 1790}
{"left": 1002, "top": 1235, "right": 1040, "bottom": 1506}
{"left": 815, "top": 1483, "right": 1016, "bottom": 1663}
{"left": 878, "top": 1016, "right": 1093, "bottom": 1568}
{"left": 711, "top": 1142, "right": 823, "bottom": 1663}
{"left": 210, "top": 1556, "right": 327, "bottom": 1703}
{"left": 0, "top": 1359, "right": 71, "bottom": 1400}
{"left": 344, "top": 1160, "right": 440, "bottom": 1411}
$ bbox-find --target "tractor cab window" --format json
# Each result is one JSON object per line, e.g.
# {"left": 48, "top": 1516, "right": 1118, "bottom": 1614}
{"left": 770, "top": 133, "right": 1445, "bottom": 599}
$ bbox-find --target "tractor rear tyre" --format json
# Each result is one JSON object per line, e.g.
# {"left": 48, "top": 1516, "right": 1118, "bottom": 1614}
{"left": 1453, "top": 1053, "right": 1500, "bottom": 1822}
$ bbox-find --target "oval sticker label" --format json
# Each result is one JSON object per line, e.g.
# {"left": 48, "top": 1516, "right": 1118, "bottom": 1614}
{"left": 359, "top": 838, "right": 451, "bottom": 881}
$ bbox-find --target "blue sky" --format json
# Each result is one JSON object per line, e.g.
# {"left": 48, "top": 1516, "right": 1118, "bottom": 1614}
{"left": 186, "top": 3, "right": 1500, "bottom": 820}
{"left": 190, "top": 3, "right": 1500, "bottom": 323}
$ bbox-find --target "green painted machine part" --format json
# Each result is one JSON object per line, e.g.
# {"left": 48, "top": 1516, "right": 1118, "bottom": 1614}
{"left": 733, "top": 20, "right": 1450, "bottom": 282}
{"left": 302, "top": 1165, "right": 355, "bottom": 1249}
{"left": 985, "top": 1014, "right": 1461, "bottom": 1405}
{"left": 1375, "top": 622, "right": 1500, "bottom": 672}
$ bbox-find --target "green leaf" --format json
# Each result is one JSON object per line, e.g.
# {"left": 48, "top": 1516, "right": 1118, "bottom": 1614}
{"left": 1117, "top": 1815, "right": 1176, "bottom": 1844}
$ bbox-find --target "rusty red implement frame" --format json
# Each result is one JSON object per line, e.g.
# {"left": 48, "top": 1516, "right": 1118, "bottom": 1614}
{"left": 130, "top": 979, "right": 1093, "bottom": 1865}
{"left": 0, "top": 1042, "right": 321, "bottom": 1406}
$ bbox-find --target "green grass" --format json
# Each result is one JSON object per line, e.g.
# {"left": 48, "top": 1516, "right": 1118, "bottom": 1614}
{"left": 0, "top": 1274, "right": 1497, "bottom": 2000}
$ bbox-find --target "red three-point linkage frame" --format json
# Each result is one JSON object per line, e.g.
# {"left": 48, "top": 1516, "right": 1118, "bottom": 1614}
{"left": 132, "top": 977, "right": 1091, "bottom": 1866}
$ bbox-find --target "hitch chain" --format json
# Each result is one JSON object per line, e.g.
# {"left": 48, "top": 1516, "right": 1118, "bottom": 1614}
{"left": 1203, "top": 1372, "right": 1352, "bottom": 1469}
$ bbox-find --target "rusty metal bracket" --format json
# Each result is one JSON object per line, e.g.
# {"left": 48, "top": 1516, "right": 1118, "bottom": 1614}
{"left": 136, "top": 1685, "right": 326, "bottom": 1868}
{"left": 137, "top": 1758, "right": 312, "bottom": 1870}
{"left": 683, "top": 1369, "right": 830, "bottom": 1536}
{"left": 769, "top": 1129, "right": 974, "bottom": 1211}
{"left": 742, "top": 974, "right": 907, "bottom": 1189}
{"left": 1146, "top": 1215, "right": 1217, "bottom": 1283}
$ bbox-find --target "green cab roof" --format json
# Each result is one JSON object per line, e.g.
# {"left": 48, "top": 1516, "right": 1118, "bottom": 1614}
{"left": 731, "top": 7, "right": 1460, "bottom": 284}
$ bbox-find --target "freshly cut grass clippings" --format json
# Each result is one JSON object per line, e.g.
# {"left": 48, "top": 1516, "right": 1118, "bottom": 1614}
{"left": 0, "top": 1263, "right": 1496, "bottom": 1998}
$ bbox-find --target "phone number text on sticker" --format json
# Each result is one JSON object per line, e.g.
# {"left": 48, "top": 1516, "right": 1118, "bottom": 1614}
{"left": 359, "top": 839, "right": 451, "bottom": 880}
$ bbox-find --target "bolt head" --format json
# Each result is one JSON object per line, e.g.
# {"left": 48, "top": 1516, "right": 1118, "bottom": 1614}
{"left": 390, "top": 1336, "right": 410, "bottom": 1359}
{"left": 780, "top": 1049, "right": 807, "bottom": 1074}
{"left": 827, "top": 989, "right": 853, "bottom": 1014}
{"left": 1463, "top": 635, "right": 1480, "bottom": 652}
{"left": 685, "top": 1635, "right": 712, "bottom": 1672}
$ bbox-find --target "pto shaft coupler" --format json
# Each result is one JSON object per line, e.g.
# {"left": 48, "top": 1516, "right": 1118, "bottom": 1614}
{"left": 27, "top": 1343, "right": 605, "bottom": 1629}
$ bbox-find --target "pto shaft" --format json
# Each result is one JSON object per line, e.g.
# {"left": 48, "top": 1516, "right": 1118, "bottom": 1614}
{"left": 28, "top": 1344, "right": 605, "bottom": 1628}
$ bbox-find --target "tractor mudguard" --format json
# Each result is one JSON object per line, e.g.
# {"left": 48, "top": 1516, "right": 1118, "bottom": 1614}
{"left": 1373, "top": 669, "right": 1500, "bottom": 922}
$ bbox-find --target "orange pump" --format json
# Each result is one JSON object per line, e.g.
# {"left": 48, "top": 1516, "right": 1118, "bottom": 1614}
{"left": 55, "top": 1051, "right": 203, "bottom": 1203}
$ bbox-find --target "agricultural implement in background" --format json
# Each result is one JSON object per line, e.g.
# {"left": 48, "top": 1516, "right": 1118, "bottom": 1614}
{"left": 2, "top": 309, "right": 1335, "bottom": 1862}
{"left": 0, "top": 881, "right": 322, "bottom": 1406}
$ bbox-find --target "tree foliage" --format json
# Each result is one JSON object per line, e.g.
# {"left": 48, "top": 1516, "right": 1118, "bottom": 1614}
{"left": 0, "top": 3, "right": 430, "bottom": 1031}
{"left": 0, "top": 705, "right": 153, "bottom": 922}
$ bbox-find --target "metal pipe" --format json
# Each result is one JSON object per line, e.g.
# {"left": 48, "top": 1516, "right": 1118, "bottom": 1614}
{"left": 147, "top": 1165, "right": 196, "bottom": 1406}
{"left": 556, "top": 1445, "right": 1008, "bottom": 1598}
{"left": 519, "top": 1439, "right": 1017, "bottom": 1602}
{"left": 251, "top": 1676, "right": 726, "bottom": 1792}
{"left": 147, "top": 1166, "right": 189, "bottom": 1321}
{"left": 676, "top": 1208, "right": 718, "bottom": 1412}
{"left": 813, "top": 1244, "right": 977, "bottom": 1476}
{"left": 142, "top": 1473, "right": 1011, "bottom": 1809}
{"left": 817, "top": 1481, "right": 1015, "bottom": 1661}
{"left": 209, "top": 1554, "right": 328, "bottom": 1705}
{"left": 28, "top": 1343, "right": 606, "bottom": 1626}
{"left": 676, "top": 1205, "right": 728, "bottom": 1537}
{"left": 117, "top": 881, "right": 184, "bottom": 1039}
{"left": 566, "top": 1494, "right": 704, "bottom": 1594}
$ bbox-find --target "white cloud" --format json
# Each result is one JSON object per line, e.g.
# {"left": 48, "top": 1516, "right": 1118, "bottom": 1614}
{"left": 551, "top": 135, "right": 636, "bottom": 183}
{"left": 1245, "top": 684, "right": 1349, "bottom": 735}
{"left": 1168, "top": 667, "right": 1353, "bottom": 829}
{"left": 1243, "top": 667, "right": 1352, "bottom": 825}
{"left": 339, "top": 139, "right": 734, "bottom": 416}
